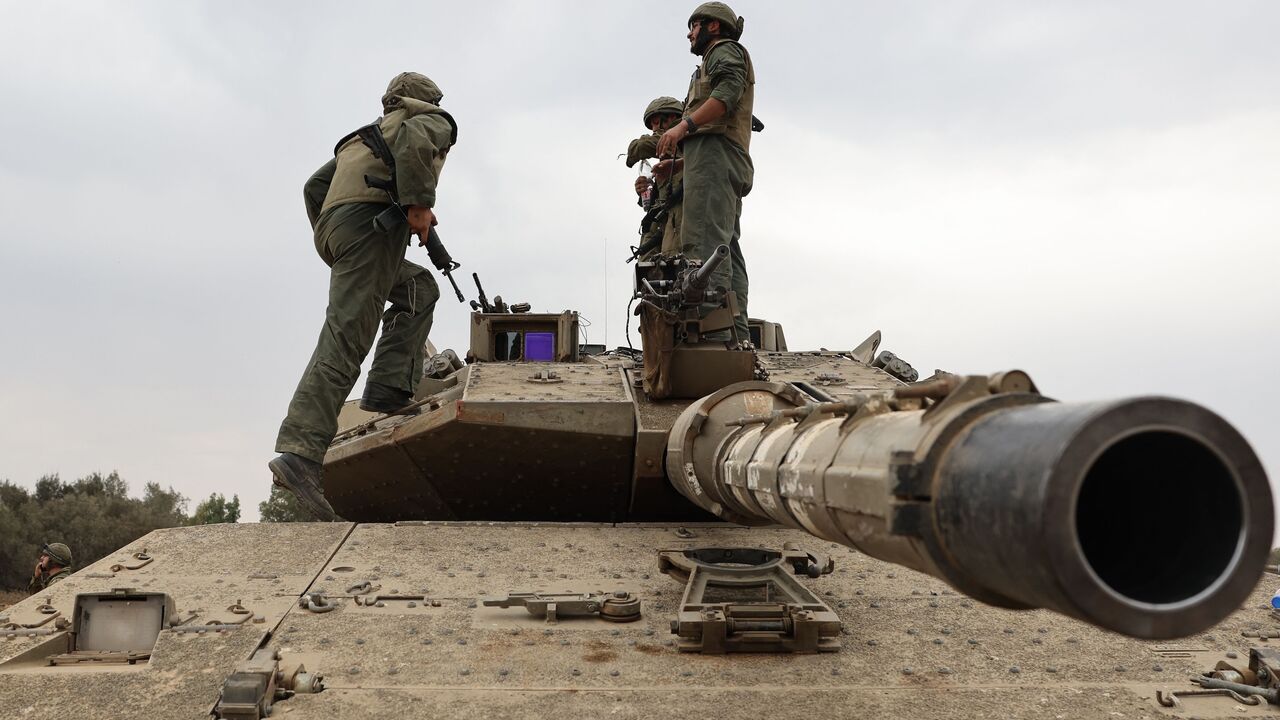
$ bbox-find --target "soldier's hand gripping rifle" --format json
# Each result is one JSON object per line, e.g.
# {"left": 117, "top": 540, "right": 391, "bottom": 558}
{"left": 351, "top": 123, "right": 466, "bottom": 302}
{"left": 422, "top": 228, "right": 465, "bottom": 303}
{"left": 627, "top": 180, "right": 684, "bottom": 263}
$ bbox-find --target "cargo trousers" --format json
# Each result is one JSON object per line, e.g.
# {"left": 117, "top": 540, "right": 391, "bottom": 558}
{"left": 679, "top": 133, "right": 752, "bottom": 342}
{"left": 275, "top": 202, "right": 440, "bottom": 463}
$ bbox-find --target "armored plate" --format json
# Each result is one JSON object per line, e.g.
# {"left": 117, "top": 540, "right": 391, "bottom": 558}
{"left": 757, "top": 350, "right": 907, "bottom": 400}
{"left": 0, "top": 522, "right": 1272, "bottom": 719}
{"left": 324, "top": 362, "right": 638, "bottom": 522}
{"left": 320, "top": 351, "right": 916, "bottom": 525}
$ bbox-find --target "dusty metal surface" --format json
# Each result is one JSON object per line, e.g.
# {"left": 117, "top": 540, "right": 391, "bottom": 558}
{"left": 659, "top": 545, "right": 842, "bottom": 653}
{"left": 3, "top": 521, "right": 1276, "bottom": 719}
{"left": 0, "top": 522, "right": 350, "bottom": 719}
{"left": 319, "top": 349, "right": 934, "bottom": 524}
{"left": 758, "top": 350, "right": 907, "bottom": 401}
{"left": 106, "top": 341, "right": 1263, "bottom": 717}
{"left": 324, "top": 362, "right": 638, "bottom": 521}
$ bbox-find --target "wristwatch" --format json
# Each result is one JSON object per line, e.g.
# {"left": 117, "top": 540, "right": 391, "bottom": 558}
{"left": 683, "top": 116, "right": 698, "bottom": 133}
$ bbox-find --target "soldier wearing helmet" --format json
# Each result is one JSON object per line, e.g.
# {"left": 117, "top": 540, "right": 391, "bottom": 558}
{"left": 656, "top": 1, "right": 755, "bottom": 344}
{"left": 625, "top": 96, "right": 686, "bottom": 259}
{"left": 29, "top": 542, "right": 73, "bottom": 593}
{"left": 270, "top": 72, "right": 459, "bottom": 522}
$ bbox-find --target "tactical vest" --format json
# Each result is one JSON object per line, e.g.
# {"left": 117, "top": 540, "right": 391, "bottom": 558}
{"left": 321, "top": 98, "right": 458, "bottom": 213}
{"left": 684, "top": 39, "right": 755, "bottom": 152}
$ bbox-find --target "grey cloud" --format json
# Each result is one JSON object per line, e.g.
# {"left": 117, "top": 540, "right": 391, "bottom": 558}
{"left": 0, "top": 1, "right": 1275, "bottom": 521}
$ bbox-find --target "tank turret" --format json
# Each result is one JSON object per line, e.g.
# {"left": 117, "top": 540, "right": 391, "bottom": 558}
{"left": 321, "top": 259, "right": 1273, "bottom": 640}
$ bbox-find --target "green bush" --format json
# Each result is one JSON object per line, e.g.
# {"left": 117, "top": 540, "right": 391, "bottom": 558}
{"left": 257, "top": 485, "right": 309, "bottom": 522}
{"left": 188, "top": 493, "right": 241, "bottom": 525}
{"left": 0, "top": 472, "right": 188, "bottom": 591}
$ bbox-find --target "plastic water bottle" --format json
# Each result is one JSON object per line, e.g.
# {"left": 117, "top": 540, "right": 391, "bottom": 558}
{"left": 637, "top": 159, "right": 655, "bottom": 211}
{"left": 1270, "top": 588, "right": 1280, "bottom": 609}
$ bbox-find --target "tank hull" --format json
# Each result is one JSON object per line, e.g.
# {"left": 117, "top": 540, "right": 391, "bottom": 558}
{"left": 2, "top": 520, "right": 1272, "bottom": 719}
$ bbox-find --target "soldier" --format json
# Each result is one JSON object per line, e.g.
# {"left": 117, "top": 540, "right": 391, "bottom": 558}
{"left": 624, "top": 96, "right": 685, "bottom": 258}
{"left": 656, "top": 2, "right": 755, "bottom": 344}
{"left": 270, "top": 72, "right": 458, "bottom": 521}
{"left": 29, "top": 543, "right": 72, "bottom": 593}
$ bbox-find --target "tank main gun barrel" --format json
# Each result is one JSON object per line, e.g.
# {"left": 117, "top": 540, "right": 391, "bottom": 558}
{"left": 665, "top": 374, "right": 1273, "bottom": 639}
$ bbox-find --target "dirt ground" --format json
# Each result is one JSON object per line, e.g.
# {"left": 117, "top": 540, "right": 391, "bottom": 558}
{"left": 0, "top": 590, "right": 26, "bottom": 612}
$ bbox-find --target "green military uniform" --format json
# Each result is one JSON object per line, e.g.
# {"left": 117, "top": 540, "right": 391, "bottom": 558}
{"left": 29, "top": 543, "right": 72, "bottom": 593}
{"left": 625, "top": 97, "right": 685, "bottom": 257}
{"left": 275, "top": 73, "right": 456, "bottom": 464}
{"left": 29, "top": 567, "right": 70, "bottom": 593}
{"left": 679, "top": 3, "right": 754, "bottom": 342}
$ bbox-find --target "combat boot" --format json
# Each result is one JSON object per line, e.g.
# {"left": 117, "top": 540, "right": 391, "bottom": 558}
{"left": 360, "top": 381, "right": 420, "bottom": 415}
{"left": 268, "top": 453, "right": 340, "bottom": 521}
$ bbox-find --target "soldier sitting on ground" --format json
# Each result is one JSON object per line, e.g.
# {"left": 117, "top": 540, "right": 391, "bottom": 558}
{"left": 29, "top": 542, "right": 73, "bottom": 593}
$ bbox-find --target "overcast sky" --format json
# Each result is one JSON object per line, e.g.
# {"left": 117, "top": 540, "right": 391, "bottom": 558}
{"left": 0, "top": 1, "right": 1276, "bottom": 523}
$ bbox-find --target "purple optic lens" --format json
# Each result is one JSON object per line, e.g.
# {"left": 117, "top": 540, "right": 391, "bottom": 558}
{"left": 525, "top": 332, "right": 555, "bottom": 362}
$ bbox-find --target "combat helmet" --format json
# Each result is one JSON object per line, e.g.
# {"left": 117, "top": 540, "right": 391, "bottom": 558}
{"left": 643, "top": 96, "right": 683, "bottom": 128}
{"left": 688, "top": 2, "right": 744, "bottom": 39}
{"left": 42, "top": 542, "right": 72, "bottom": 567}
{"left": 382, "top": 72, "right": 444, "bottom": 111}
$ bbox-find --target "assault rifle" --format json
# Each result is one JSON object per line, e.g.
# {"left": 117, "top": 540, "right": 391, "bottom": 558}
{"left": 627, "top": 183, "right": 684, "bottom": 263}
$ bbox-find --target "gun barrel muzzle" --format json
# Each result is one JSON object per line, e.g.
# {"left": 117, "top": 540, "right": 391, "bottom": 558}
{"left": 665, "top": 379, "right": 1273, "bottom": 639}
{"left": 689, "top": 244, "right": 730, "bottom": 289}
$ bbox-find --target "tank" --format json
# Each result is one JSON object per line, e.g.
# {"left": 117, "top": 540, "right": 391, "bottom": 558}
{"left": 0, "top": 247, "right": 1272, "bottom": 719}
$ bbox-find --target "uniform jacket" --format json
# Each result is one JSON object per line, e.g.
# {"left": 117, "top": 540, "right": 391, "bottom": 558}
{"left": 684, "top": 38, "right": 755, "bottom": 153}
{"left": 320, "top": 98, "right": 458, "bottom": 216}
{"left": 28, "top": 566, "right": 70, "bottom": 593}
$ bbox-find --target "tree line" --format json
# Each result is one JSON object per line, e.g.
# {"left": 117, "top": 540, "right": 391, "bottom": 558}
{"left": 0, "top": 471, "right": 309, "bottom": 591}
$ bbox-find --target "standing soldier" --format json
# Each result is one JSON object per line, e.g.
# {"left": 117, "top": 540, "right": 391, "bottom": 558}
{"left": 657, "top": 2, "right": 754, "bottom": 344}
{"left": 270, "top": 72, "right": 458, "bottom": 521}
{"left": 29, "top": 543, "right": 72, "bottom": 593}
{"left": 624, "top": 96, "right": 685, "bottom": 258}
